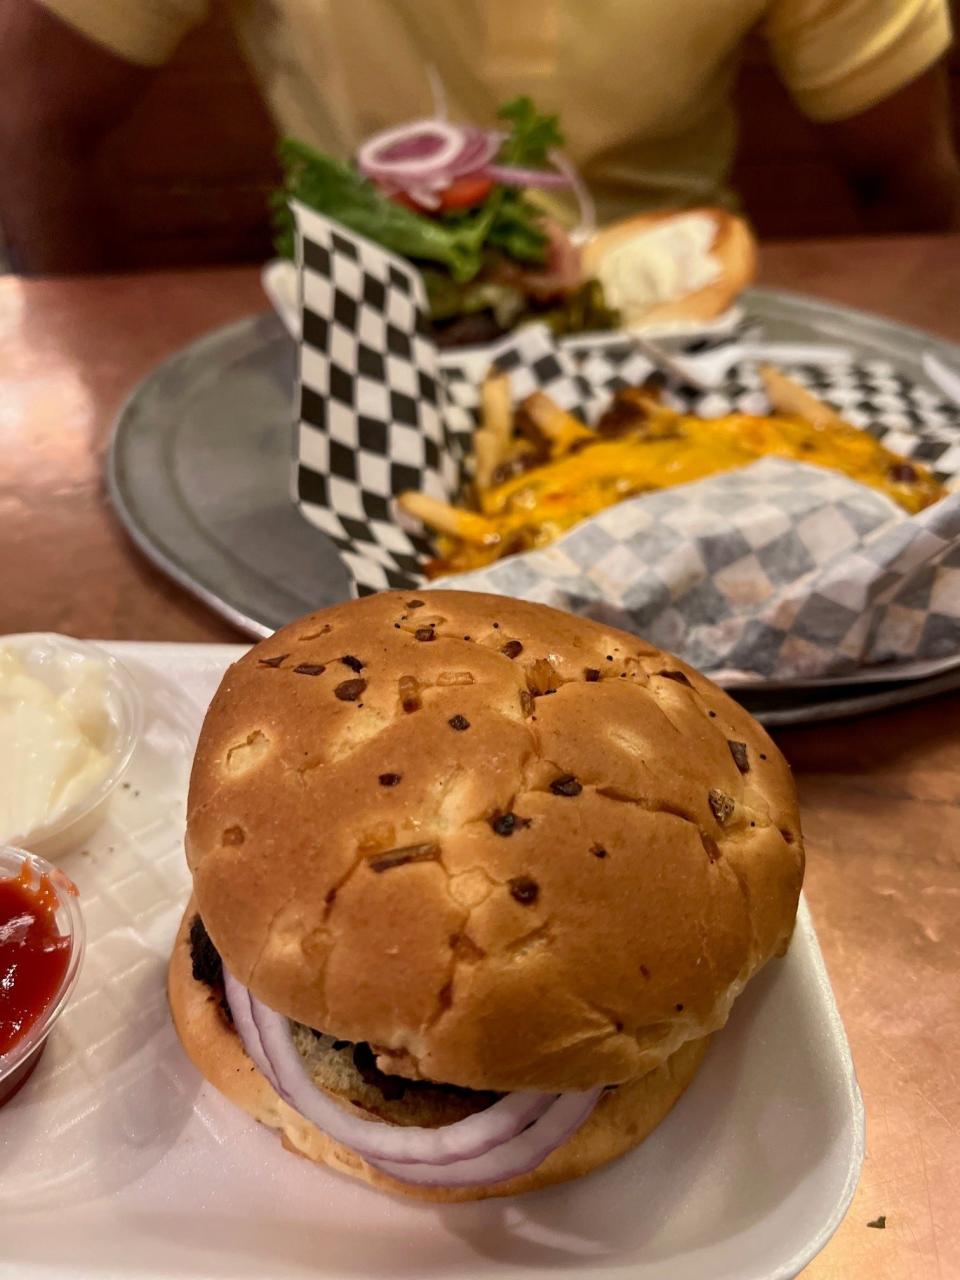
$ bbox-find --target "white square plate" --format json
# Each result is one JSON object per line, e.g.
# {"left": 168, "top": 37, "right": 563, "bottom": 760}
{"left": 0, "top": 642, "right": 863, "bottom": 1280}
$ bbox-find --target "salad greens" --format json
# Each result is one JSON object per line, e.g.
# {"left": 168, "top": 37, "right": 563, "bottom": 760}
{"left": 272, "top": 144, "right": 497, "bottom": 282}
{"left": 496, "top": 96, "right": 564, "bottom": 168}
{"left": 273, "top": 96, "right": 557, "bottom": 283}
{"left": 271, "top": 97, "right": 617, "bottom": 341}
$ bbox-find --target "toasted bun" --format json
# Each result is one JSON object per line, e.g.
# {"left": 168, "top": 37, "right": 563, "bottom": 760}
{"left": 169, "top": 900, "right": 710, "bottom": 1202}
{"left": 186, "top": 591, "right": 802, "bottom": 1093}
{"left": 583, "top": 208, "right": 756, "bottom": 327}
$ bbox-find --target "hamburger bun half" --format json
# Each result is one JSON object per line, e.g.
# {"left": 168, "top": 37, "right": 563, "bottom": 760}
{"left": 583, "top": 208, "right": 756, "bottom": 329}
{"left": 175, "top": 590, "right": 802, "bottom": 1198}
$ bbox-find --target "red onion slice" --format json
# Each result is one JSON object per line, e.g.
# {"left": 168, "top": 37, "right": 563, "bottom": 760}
{"left": 358, "top": 121, "right": 470, "bottom": 182}
{"left": 371, "top": 1087, "right": 603, "bottom": 1188}
{"left": 356, "top": 117, "right": 592, "bottom": 231}
{"left": 547, "top": 148, "right": 596, "bottom": 242}
{"left": 402, "top": 185, "right": 443, "bottom": 211}
{"left": 486, "top": 163, "right": 573, "bottom": 189}
{"left": 449, "top": 127, "right": 501, "bottom": 175}
{"left": 360, "top": 123, "right": 501, "bottom": 199}
{"left": 243, "top": 986, "right": 556, "bottom": 1165}
{"left": 222, "top": 967, "right": 280, "bottom": 1092}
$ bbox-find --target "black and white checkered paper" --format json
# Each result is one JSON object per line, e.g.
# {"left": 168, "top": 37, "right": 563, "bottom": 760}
{"left": 293, "top": 204, "right": 960, "bottom": 683}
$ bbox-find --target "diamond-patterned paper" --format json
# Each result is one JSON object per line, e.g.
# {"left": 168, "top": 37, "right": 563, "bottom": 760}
{"left": 436, "top": 460, "right": 960, "bottom": 681}
{"left": 291, "top": 206, "right": 960, "bottom": 683}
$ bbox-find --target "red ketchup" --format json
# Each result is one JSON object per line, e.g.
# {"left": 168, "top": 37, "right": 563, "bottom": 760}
{"left": 0, "top": 864, "right": 71, "bottom": 1103}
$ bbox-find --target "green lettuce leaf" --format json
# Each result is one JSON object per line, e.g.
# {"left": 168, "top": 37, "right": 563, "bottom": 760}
{"left": 273, "top": 140, "right": 495, "bottom": 282}
{"left": 496, "top": 96, "right": 564, "bottom": 167}
{"left": 485, "top": 190, "right": 549, "bottom": 263}
{"left": 273, "top": 99, "right": 564, "bottom": 288}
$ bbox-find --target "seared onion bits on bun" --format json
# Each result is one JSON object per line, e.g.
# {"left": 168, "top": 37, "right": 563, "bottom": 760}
{"left": 170, "top": 591, "right": 803, "bottom": 1201}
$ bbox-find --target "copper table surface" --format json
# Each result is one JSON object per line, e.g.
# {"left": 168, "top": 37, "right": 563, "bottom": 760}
{"left": 1, "top": 238, "right": 958, "bottom": 1278}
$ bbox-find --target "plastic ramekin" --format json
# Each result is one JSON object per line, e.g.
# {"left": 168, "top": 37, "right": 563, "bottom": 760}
{"left": 0, "top": 633, "right": 142, "bottom": 856}
{"left": 0, "top": 845, "right": 86, "bottom": 1107}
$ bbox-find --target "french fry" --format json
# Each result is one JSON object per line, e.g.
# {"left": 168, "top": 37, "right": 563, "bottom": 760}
{"left": 760, "top": 364, "right": 842, "bottom": 429}
{"left": 521, "top": 391, "right": 595, "bottom": 456}
{"left": 472, "top": 428, "right": 502, "bottom": 491}
{"left": 472, "top": 370, "right": 513, "bottom": 492}
{"left": 595, "top": 384, "right": 681, "bottom": 439}
{"left": 480, "top": 370, "right": 512, "bottom": 448}
{"left": 415, "top": 360, "right": 944, "bottom": 577}
{"left": 397, "top": 491, "right": 499, "bottom": 546}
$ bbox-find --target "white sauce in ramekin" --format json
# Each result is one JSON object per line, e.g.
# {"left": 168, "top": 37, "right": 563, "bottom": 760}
{"left": 0, "top": 648, "right": 111, "bottom": 843}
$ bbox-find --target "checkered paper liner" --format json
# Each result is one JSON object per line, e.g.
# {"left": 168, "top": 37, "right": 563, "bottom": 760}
{"left": 292, "top": 204, "right": 960, "bottom": 683}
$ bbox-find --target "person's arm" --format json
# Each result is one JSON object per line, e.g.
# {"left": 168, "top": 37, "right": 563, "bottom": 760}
{"left": 817, "top": 62, "right": 960, "bottom": 233}
{"left": 0, "top": 2, "right": 155, "bottom": 273}
{"left": 765, "top": 0, "right": 958, "bottom": 232}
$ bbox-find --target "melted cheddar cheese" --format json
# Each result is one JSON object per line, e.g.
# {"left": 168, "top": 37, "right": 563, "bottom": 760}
{"left": 429, "top": 410, "right": 943, "bottom": 575}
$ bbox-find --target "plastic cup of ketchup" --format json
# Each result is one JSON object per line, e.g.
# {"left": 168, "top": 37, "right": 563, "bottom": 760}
{"left": 0, "top": 846, "right": 85, "bottom": 1108}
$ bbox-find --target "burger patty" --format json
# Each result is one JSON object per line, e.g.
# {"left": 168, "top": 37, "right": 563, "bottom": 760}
{"left": 188, "top": 913, "right": 498, "bottom": 1125}
{"left": 189, "top": 913, "right": 231, "bottom": 1022}
{"left": 189, "top": 913, "right": 224, "bottom": 989}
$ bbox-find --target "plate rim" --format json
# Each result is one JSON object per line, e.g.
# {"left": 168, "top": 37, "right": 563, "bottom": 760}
{"left": 105, "top": 314, "right": 282, "bottom": 640}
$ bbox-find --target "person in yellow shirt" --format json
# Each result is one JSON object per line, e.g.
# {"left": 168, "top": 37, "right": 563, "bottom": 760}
{"left": 1, "top": 0, "right": 958, "bottom": 272}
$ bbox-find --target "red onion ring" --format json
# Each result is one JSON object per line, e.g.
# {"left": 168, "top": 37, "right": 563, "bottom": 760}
{"left": 358, "top": 119, "right": 584, "bottom": 208}
{"left": 485, "top": 164, "right": 572, "bottom": 189}
{"left": 547, "top": 147, "right": 596, "bottom": 241}
{"left": 357, "top": 120, "right": 468, "bottom": 180}
{"left": 386, "top": 183, "right": 443, "bottom": 210}
{"left": 451, "top": 127, "right": 501, "bottom": 174}
{"left": 241, "top": 983, "right": 558, "bottom": 1165}
{"left": 358, "top": 122, "right": 500, "bottom": 193}
{"left": 222, "top": 967, "right": 281, "bottom": 1092}
{"left": 371, "top": 1087, "right": 603, "bottom": 1188}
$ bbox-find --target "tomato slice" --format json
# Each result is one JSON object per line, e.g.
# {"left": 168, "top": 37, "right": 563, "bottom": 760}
{"left": 438, "top": 174, "right": 495, "bottom": 210}
{"left": 385, "top": 174, "right": 495, "bottom": 215}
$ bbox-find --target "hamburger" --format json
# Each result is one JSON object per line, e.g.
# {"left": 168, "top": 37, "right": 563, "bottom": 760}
{"left": 273, "top": 98, "right": 618, "bottom": 348}
{"left": 170, "top": 591, "right": 803, "bottom": 1201}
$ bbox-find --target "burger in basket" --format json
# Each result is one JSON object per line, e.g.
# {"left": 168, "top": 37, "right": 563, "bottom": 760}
{"left": 169, "top": 592, "right": 803, "bottom": 1201}
{"left": 272, "top": 96, "right": 756, "bottom": 346}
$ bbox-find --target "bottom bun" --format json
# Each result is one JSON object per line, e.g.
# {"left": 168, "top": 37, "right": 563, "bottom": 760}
{"left": 169, "top": 903, "right": 709, "bottom": 1202}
